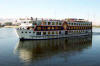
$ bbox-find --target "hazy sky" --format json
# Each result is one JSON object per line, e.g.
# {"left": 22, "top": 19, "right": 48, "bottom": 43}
{"left": 0, "top": 0, "right": 100, "bottom": 25}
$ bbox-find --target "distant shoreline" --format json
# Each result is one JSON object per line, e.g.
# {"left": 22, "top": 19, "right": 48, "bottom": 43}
{"left": 93, "top": 26, "right": 100, "bottom": 28}
{"left": 4, "top": 26, "right": 20, "bottom": 28}
{"left": 0, "top": 26, "right": 100, "bottom": 28}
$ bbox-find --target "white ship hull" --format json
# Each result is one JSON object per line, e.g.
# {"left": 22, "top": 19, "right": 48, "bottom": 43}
{"left": 16, "top": 29, "right": 92, "bottom": 40}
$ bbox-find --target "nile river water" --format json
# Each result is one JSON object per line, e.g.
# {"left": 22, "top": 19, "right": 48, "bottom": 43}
{"left": 0, "top": 28, "right": 100, "bottom": 66}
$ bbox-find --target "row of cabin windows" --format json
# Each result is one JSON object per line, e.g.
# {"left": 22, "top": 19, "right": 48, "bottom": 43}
{"left": 68, "top": 22, "right": 91, "bottom": 26}
{"left": 68, "top": 26, "right": 91, "bottom": 30}
{"left": 37, "top": 26, "right": 62, "bottom": 31}
{"left": 24, "top": 21, "right": 32, "bottom": 23}
{"left": 21, "top": 30, "right": 89, "bottom": 34}
{"left": 43, "top": 22, "right": 62, "bottom": 25}
{"left": 21, "top": 30, "right": 68, "bottom": 35}
{"left": 21, "top": 31, "right": 61, "bottom": 35}
{"left": 37, "top": 31, "right": 62, "bottom": 35}
{"left": 21, "top": 31, "right": 35, "bottom": 33}
{"left": 68, "top": 30, "right": 88, "bottom": 33}
{"left": 37, "top": 31, "right": 67, "bottom": 35}
{"left": 21, "top": 30, "right": 89, "bottom": 35}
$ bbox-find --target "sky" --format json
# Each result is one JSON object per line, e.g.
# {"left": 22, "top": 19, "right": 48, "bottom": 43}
{"left": 0, "top": 0, "right": 100, "bottom": 25}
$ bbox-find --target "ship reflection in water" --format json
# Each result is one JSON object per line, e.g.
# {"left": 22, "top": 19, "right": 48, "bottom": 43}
{"left": 15, "top": 36, "right": 92, "bottom": 65}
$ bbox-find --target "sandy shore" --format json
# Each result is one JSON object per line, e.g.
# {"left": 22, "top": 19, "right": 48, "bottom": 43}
{"left": 4, "top": 26, "right": 20, "bottom": 28}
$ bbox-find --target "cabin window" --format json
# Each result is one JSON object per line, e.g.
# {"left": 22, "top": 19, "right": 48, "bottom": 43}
{"left": 59, "top": 31, "right": 61, "bottom": 34}
{"left": 48, "top": 27, "right": 51, "bottom": 30}
{"left": 43, "top": 32, "right": 46, "bottom": 35}
{"left": 29, "top": 21, "right": 32, "bottom": 23}
{"left": 42, "top": 27, "right": 45, "bottom": 30}
{"left": 29, "top": 32, "right": 31, "bottom": 33}
{"left": 76, "top": 27, "right": 78, "bottom": 30}
{"left": 56, "top": 22, "right": 58, "bottom": 25}
{"left": 55, "top": 26, "right": 58, "bottom": 30}
{"left": 65, "top": 31, "right": 68, "bottom": 35}
{"left": 52, "top": 22, "right": 55, "bottom": 25}
{"left": 56, "top": 31, "right": 58, "bottom": 34}
{"left": 81, "top": 27, "right": 82, "bottom": 29}
{"left": 79, "top": 23, "right": 80, "bottom": 26}
{"left": 48, "top": 22, "right": 51, "bottom": 25}
{"left": 59, "top": 22, "right": 62, "bottom": 25}
{"left": 71, "top": 27, "right": 73, "bottom": 29}
{"left": 84, "top": 23, "right": 85, "bottom": 26}
{"left": 36, "top": 32, "right": 41, "bottom": 35}
{"left": 22, "top": 32, "right": 23, "bottom": 33}
{"left": 52, "top": 31, "right": 54, "bottom": 34}
{"left": 74, "top": 27, "right": 76, "bottom": 30}
{"left": 24, "top": 22, "right": 26, "bottom": 23}
{"left": 48, "top": 32, "right": 50, "bottom": 35}
{"left": 52, "top": 27, "right": 54, "bottom": 30}
{"left": 81, "top": 23, "right": 82, "bottom": 26}
{"left": 69, "top": 23, "right": 70, "bottom": 25}
{"left": 25, "top": 32, "right": 27, "bottom": 33}
{"left": 74, "top": 23, "right": 76, "bottom": 25}
{"left": 71, "top": 23, "right": 73, "bottom": 25}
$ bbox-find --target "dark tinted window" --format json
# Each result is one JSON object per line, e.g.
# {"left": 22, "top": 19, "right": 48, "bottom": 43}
{"left": 59, "top": 31, "right": 61, "bottom": 34}
{"left": 36, "top": 32, "right": 41, "bottom": 35}
{"left": 65, "top": 31, "right": 67, "bottom": 35}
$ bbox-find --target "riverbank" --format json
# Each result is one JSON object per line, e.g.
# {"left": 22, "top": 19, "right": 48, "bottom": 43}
{"left": 4, "top": 26, "right": 20, "bottom": 28}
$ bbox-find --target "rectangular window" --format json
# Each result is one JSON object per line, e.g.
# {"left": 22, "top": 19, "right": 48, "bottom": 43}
{"left": 65, "top": 31, "right": 68, "bottom": 35}
{"left": 48, "top": 32, "right": 50, "bottom": 35}
{"left": 52, "top": 31, "right": 54, "bottom": 35}
{"left": 56, "top": 31, "right": 58, "bottom": 34}
{"left": 59, "top": 22, "right": 62, "bottom": 25}
{"left": 43, "top": 32, "right": 46, "bottom": 35}
{"left": 56, "top": 22, "right": 58, "bottom": 25}
{"left": 52, "top": 22, "right": 55, "bottom": 25}
{"left": 48, "top": 22, "right": 51, "bottom": 25}
{"left": 59, "top": 31, "right": 61, "bottom": 34}
{"left": 36, "top": 32, "right": 41, "bottom": 35}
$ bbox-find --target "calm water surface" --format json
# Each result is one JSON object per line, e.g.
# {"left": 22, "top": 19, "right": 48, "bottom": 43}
{"left": 0, "top": 28, "right": 100, "bottom": 66}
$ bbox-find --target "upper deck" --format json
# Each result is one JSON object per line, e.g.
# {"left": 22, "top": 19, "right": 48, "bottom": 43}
{"left": 19, "top": 18, "right": 91, "bottom": 26}
{"left": 19, "top": 18, "right": 92, "bottom": 31}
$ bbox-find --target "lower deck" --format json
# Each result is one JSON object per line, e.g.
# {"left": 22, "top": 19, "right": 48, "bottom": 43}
{"left": 16, "top": 29, "right": 92, "bottom": 40}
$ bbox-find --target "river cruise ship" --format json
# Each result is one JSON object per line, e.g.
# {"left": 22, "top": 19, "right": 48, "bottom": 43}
{"left": 16, "top": 18, "right": 92, "bottom": 40}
